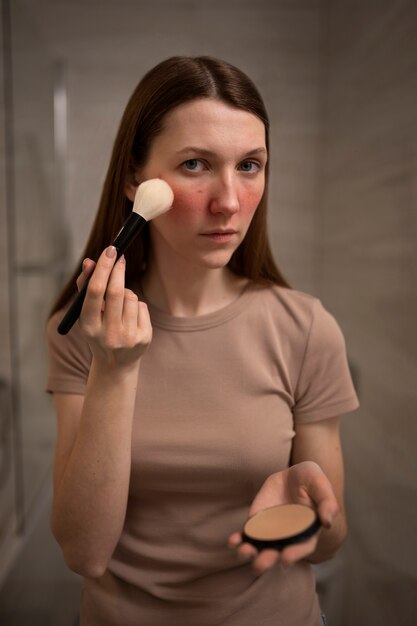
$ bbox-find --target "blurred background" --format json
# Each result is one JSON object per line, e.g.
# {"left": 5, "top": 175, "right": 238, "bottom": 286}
{"left": 0, "top": 0, "right": 416, "bottom": 624}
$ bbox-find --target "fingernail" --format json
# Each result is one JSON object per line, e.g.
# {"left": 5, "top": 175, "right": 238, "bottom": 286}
{"left": 323, "top": 514, "right": 333, "bottom": 529}
{"left": 118, "top": 254, "right": 125, "bottom": 264}
{"left": 106, "top": 246, "right": 116, "bottom": 258}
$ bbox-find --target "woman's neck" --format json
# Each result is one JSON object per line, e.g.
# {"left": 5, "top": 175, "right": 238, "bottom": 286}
{"left": 140, "top": 258, "right": 248, "bottom": 318}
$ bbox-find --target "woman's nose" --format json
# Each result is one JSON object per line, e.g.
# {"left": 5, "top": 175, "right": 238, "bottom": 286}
{"left": 209, "top": 175, "right": 240, "bottom": 216}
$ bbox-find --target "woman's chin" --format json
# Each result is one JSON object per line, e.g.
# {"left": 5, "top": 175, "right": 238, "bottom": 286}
{"left": 198, "top": 251, "right": 235, "bottom": 270}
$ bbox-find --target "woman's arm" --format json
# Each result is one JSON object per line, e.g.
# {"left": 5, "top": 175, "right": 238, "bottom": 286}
{"left": 51, "top": 248, "right": 152, "bottom": 578}
{"left": 290, "top": 416, "right": 347, "bottom": 563}
{"left": 52, "top": 364, "right": 139, "bottom": 578}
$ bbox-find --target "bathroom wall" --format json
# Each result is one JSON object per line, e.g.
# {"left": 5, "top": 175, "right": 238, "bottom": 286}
{"left": 318, "top": 1, "right": 417, "bottom": 624}
{"left": 0, "top": 0, "right": 17, "bottom": 566}
{"left": 0, "top": 2, "right": 78, "bottom": 620}
{"left": 0, "top": 0, "right": 32, "bottom": 584}
{"left": 7, "top": 0, "right": 58, "bottom": 526}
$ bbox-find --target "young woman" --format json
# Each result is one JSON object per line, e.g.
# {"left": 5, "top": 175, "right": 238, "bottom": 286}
{"left": 46, "top": 56, "right": 359, "bottom": 626}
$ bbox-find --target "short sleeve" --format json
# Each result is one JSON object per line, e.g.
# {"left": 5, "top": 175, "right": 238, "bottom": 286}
{"left": 293, "top": 300, "right": 359, "bottom": 423}
{"left": 45, "top": 310, "right": 92, "bottom": 395}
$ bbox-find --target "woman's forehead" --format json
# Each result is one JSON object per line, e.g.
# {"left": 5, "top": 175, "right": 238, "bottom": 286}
{"left": 153, "top": 98, "right": 267, "bottom": 152}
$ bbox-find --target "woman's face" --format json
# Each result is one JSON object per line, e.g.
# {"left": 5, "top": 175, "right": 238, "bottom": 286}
{"left": 135, "top": 98, "right": 267, "bottom": 271}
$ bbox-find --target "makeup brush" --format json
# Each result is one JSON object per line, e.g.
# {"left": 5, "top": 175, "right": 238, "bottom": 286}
{"left": 57, "top": 178, "right": 174, "bottom": 335}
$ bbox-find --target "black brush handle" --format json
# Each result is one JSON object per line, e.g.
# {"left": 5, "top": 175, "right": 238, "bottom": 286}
{"left": 57, "top": 213, "right": 147, "bottom": 336}
{"left": 112, "top": 212, "right": 145, "bottom": 251}
{"left": 57, "top": 280, "right": 90, "bottom": 335}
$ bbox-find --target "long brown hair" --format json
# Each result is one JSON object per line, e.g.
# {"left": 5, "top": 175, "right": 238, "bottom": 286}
{"left": 50, "top": 56, "right": 289, "bottom": 316}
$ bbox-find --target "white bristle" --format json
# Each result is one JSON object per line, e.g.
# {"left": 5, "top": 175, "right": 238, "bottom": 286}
{"left": 132, "top": 178, "right": 174, "bottom": 221}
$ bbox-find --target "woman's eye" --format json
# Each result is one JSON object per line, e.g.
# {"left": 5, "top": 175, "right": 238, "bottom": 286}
{"left": 182, "top": 159, "right": 204, "bottom": 172}
{"left": 239, "top": 160, "right": 260, "bottom": 173}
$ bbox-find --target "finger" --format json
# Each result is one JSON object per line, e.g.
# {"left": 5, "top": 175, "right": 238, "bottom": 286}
{"left": 318, "top": 502, "right": 338, "bottom": 530}
{"left": 227, "top": 533, "right": 257, "bottom": 561}
{"left": 228, "top": 532, "right": 242, "bottom": 548}
{"left": 82, "top": 246, "right": 118, "bottom": 322}
{"left": 306, "top": 475, "right": 339, "bottom": 528}
{"left": 137, "top": 301, "right": 153, "bottom": 341}
{"left": 292, "top": 463, "right": 338, "bottom": 526}
{"left": 76, "top": 258, "right": 96, "bottom": 291}
{"left": 122, "top": 289, "right": 139, "bottom": 328}
{"left": 252, "top": 549, "right": 280, "bottom": 575}
{"left": 236, "top": 542, "right": 258, "bottom": 563}
{"left": 280, "top": 535, "right": 319, "bottom": 566}
{"left": 99, "top": 252, "right": 126, "bottom": 326}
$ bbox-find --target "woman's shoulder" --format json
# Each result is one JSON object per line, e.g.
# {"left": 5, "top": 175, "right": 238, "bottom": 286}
{"left": 249, "top": 282, "right": 347, "bottom": 346}
{"left": 45, "top": 307, "right": 92, "bottom": 394}
{"left": 252, "top": 283, "right": 321, "bottom": 324}
{"left": 46, "top": 307, "right": 92, "bottom": 365}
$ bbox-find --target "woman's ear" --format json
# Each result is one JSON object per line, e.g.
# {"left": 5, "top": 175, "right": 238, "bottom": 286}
{"left": 125, "top": 167, "right": 141, "bottom": 202}
{"left": 125, "top": 162, "right": 141, "bottom": 202}
{"left": 124, "top": 180, "right": 138, "bottom": 203}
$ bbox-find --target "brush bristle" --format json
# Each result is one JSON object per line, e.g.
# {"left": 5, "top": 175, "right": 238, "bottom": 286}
{"left": 132, "top": 178, "right": 174, "bottom": 221}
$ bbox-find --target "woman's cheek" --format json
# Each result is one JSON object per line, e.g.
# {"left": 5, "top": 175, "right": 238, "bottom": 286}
{"left": 242, "top": 186, "right": 264, "bottom": 217}
{"left": 164, "top": 184, "right": 206, "bottom": 223}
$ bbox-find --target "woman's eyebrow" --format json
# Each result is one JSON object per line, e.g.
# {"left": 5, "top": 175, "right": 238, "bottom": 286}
{"left": 175, "top": 146, "right": 268, "bottom": 158}
{"left": 244, "top": 147, "right": 268, "bottom": 158}
{"left": 175, "top": 146, "right": 216, "bottom": 157}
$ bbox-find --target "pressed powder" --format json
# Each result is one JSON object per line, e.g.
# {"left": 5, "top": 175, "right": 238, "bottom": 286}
{"left": 242, "top": 503, "right": 321, "bottom": 551}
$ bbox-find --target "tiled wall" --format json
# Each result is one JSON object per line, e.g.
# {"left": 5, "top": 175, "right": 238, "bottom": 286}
{"left": 0, "top": 0, "right": 71, "bottom": 590}
{"left": 318, "top": 1, "right": 417, "bottom": 624}
{"left": 0, "top": 0, "right": 10, "bottom": 377}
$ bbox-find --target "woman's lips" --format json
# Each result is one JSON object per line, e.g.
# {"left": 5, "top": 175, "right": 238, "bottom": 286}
{"left": 200, "top": 230, "right": 238, "bottom": 243}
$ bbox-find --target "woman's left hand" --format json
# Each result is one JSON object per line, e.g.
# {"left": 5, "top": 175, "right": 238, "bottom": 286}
{"left": 228, "top": 461, "right": 339, "bottom": 574}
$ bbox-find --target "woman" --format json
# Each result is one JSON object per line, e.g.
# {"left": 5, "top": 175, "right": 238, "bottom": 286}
{"left": 46, "top": 56, "right": 359, "bottom": 626}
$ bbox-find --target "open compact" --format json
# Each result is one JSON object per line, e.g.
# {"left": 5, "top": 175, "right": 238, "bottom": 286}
{"left": 242, "top": 503, "right": 321, "bottom": 551}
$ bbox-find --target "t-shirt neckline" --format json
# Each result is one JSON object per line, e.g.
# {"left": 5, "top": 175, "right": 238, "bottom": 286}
{"left": 144, "top": 282, "right": 259, "bottom": 332}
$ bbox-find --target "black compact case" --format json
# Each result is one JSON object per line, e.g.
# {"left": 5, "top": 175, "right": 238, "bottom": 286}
{"left": 242, "top": 503, "right": 321, "bottom": 551}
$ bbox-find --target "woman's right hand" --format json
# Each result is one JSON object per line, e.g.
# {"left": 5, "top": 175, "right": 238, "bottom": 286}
{"left": 76, "top": 245, "right": 152, "bottom": 369}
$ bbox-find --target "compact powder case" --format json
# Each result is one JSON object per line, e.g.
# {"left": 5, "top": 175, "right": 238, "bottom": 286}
{"left": 242, "top": 503, "right": 321, "bottom": 551}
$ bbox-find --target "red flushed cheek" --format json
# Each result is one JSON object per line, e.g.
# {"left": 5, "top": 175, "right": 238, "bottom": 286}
{"left": 164, "top": 186, "right": 206, "bottom": 222}
{"left": 249, "top": 188, "right": 263, "bottom": 205}
{"left": 157, "top": 179, "right": 263, "bottom": 223}
{"left": 240, "top": 187, "right": 264, "bottom": 216}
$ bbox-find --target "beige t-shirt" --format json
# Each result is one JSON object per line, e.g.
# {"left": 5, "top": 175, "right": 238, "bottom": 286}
{"left": 46, "top": 283, "right": 359, "bottom": 626}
